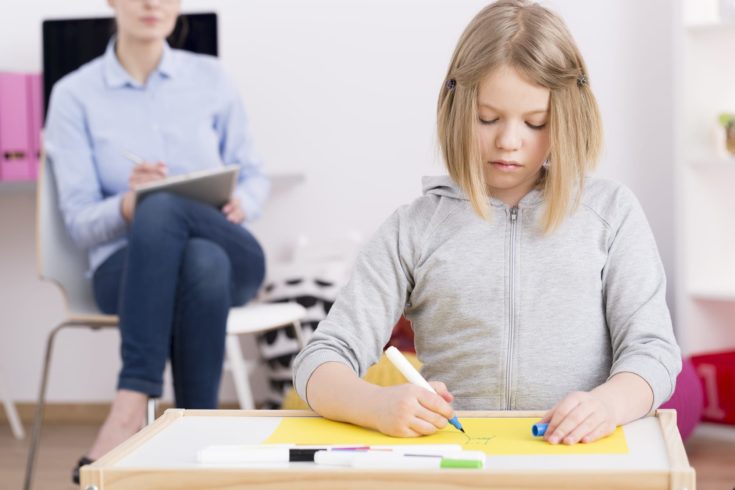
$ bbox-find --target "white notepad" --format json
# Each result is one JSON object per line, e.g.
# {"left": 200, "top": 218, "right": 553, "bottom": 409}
{"left": 133, "top": 165, "right": 239, "bottom": 209}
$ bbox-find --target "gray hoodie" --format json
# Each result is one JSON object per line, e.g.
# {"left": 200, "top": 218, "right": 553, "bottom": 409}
{"left": 293, "top": 176, "right": 681, "bottom": 411}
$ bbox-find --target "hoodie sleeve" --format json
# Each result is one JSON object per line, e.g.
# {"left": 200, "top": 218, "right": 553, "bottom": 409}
{"left": 292, "top": 208, "right": 416, "bottom": 406}
{"left": 602, "top": 186, "right": 681, "bottom": 410}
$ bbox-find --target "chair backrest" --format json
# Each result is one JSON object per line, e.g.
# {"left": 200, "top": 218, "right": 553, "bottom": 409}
{"left": 36, "top": 155, "right": 100, "bottom": 315}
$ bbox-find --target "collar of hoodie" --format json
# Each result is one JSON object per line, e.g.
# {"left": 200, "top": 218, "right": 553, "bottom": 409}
{"left": 422, "top": 175, "right": 544, "bottom": 210}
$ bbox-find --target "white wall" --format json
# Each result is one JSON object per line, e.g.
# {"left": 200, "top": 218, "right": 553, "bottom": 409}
{"left": 0, "top": 0, "right": 676, "bottom": 404}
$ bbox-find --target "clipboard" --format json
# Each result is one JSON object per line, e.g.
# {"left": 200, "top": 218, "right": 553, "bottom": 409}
{"left": 133, "top": 165, "right": 239, "bottom": 209}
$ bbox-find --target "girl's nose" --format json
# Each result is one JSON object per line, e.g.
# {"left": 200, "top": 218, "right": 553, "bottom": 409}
{"left": 495, "top": 122, "right": 522, "bottom": 151}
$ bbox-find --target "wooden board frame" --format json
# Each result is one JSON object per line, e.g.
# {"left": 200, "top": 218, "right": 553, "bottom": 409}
{"left": 80, "top": 409, "right": 695, "bottom": 490}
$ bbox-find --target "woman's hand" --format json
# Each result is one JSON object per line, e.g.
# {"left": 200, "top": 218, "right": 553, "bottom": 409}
{"left": 128, "top": 161, "right": 167, "bottom": 188}
{"left": 372, "top": 381, "right": 455, "bottom": 437}
{"left": 539, "top": 391, "right": 616, "bottom": 445}
{"left": 121, "top": 191, "right": 136, "bottom": 223}
{"left": 222, "top": 197, "right": 246, "bottom": 224}
{"left": 120, "top": 162, "right": 167, "bottom": 223}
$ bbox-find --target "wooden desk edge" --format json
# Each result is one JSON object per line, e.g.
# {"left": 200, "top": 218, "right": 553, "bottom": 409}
{"left": 181, "top": 409, "right": 550, "bottom": 418}
{"left": 82, "top": 409, "right": 185, "bottom": 486}
{"left": 81, "top": 409, "right": 695, "bottom": 490}
{"left": 655, "top": 409, "right": 696, "bottom": 490}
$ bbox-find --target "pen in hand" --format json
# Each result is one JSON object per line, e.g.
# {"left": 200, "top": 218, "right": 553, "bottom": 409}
{"left": 122, "top": 149, "right": 144, "bottom": 165}
{"left": 121, "top": 150, "right": 167, "bottom": 187}
{"left": 384, "top": 346, "right": 465, "bottom": 434}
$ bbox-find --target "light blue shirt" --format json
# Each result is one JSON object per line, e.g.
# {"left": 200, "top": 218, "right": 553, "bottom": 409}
{"left": 44, "top": 40, "right": 269, "bottom": 273}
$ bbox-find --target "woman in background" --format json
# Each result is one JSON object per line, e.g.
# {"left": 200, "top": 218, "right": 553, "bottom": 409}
{"left": 44, "top": 0, "right": 268, "bottom": 481}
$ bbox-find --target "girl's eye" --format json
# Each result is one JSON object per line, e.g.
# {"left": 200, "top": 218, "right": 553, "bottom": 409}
{"left": 479, "top": 118, "right": 498, "bottom": 125}
{"left": 526, "top": 122, "right": 547, "bottom": 130}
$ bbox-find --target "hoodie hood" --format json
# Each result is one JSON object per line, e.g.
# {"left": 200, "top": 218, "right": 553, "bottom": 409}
{"left": 421, "top": 175, "right": 544, "bottom": 208}
{"left": 421, "top": 175, "right": 467, "bottom": 200}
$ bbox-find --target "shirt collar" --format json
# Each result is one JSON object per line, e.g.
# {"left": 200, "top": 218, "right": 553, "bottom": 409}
{"left": 102, "top": 36, "right": 176, "bottom": 89}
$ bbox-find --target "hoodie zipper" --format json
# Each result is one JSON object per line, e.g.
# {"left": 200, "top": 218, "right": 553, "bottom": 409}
{"left": 505, "top": 206, "right": 519, "bottom": 409}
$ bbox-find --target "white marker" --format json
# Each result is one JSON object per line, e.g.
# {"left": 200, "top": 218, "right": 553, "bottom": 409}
{"left": 384, "top": 346, "right": 465, "bottom": 433}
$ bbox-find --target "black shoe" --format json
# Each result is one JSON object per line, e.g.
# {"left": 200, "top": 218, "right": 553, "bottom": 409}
{"left": 72, "top": 456, "right": 94, "bottom": 485}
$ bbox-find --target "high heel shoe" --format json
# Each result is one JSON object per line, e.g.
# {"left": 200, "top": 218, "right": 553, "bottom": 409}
{"left": 71, "top": 456, "right": 95, "bottom": 485}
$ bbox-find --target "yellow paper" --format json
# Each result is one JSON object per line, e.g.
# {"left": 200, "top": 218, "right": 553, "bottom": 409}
{"left": 264, "top": 417, "right": 628, "bottom": 455}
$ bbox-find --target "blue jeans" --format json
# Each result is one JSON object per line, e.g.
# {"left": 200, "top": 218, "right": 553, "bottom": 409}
{"left": 93, "top": 193, "right": 265, "bottom": 408}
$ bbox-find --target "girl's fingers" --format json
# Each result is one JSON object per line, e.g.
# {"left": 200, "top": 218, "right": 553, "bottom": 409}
{"left": 428, "top": 381, "right": 454, "bottom": 403}
{"left": 414, "top": 401, "right": 449, "bottom": 430}
{"left": 545, "top": 396, "right": 581, "bottom": 442}
{"left": 409, "top": 413, "right": 442, "bottom": 436}
{"left": 581, "top": 421, "right": 617, "bottom": 444}
{"left": 560, "top": 411, "right": 600, "bottom": 445}
{"left": 547, "top": 402, "right": 591, "bottom": 444}
{"left": 417, "top": 389, "right": 453, "bottom": 421}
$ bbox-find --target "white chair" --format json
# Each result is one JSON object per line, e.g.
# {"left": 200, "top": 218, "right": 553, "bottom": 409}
{"left": 23, "top": 157, "right": 158, "bottom": 490}
{"left": 25, "top": 156, "right": 309, "bottom": 488}
{"left": 225, "top": 302, "right": 307, "bottom": 409}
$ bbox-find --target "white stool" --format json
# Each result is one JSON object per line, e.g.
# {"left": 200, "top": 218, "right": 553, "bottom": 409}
{"left": 224, "top": 302, "right": 307, "bottom": 409}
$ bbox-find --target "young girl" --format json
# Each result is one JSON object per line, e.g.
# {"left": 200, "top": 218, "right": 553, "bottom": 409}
{"left": 293, "top": 0, "right": 681, "bottom": 445}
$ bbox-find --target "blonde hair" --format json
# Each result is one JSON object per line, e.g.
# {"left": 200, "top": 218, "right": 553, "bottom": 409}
{"left": 437, "top": 0, "right": 602, "bottom": 233}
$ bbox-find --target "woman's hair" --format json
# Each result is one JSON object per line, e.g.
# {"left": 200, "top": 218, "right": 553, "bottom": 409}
{"left": 437, "top": 0, "right": 602, "bottom": 233}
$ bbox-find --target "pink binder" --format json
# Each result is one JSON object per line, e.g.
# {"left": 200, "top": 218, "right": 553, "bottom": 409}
{"left": 0, "top": 72, "right": 32, "bottom": 181}
{"left": 26, "top": 73, "right": 43, "bottom": 179}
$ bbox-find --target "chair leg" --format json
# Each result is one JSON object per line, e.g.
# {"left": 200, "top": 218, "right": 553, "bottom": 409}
{"left": 23, "top": 321, "right": 69, "bottom": 490}
{"left": 2, "top": 396, "right": 24, "bottom": 440}
{"left": 225, "top": 334, "right": 255, "bottom": 410}
{"left": 292, "top": 320, "right": 306, "bottom": 350}
{"left": 0, "top": 373, "right": 25, "bottom": 439}
{"left": 146, "top": 398, "right": 157, "bottom": 425}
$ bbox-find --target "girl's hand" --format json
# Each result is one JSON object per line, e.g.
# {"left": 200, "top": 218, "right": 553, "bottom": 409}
{"left": 222, "top": 197, "right": 246, "bottom": 224}
{"left": 540, "top": 391, "right": 617, "bottom": 445}
{"left": 128, "top": 161, "right": 167, "bottom": 188}
{"left": 372, "top": 381, "right": 455, "bottom": 437}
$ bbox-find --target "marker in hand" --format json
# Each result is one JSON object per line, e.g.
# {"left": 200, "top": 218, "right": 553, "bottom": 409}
{"left": 384, "top": 346, "right": 465, "bottom": 433}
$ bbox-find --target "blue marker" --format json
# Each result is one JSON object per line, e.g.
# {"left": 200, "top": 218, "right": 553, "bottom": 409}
{"left": 532, "top": 422, "right": 548, "bottom": 437}
{"left": 385, "top": 347, "right": 465, "bottom": 433}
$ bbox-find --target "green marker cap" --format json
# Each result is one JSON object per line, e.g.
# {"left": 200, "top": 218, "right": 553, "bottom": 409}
{"left": 440, "top": 458, "right": 483, "bottom": 469}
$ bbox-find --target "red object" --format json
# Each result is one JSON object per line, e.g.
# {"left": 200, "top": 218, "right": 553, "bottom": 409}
{"left": 386, "top": 316, "right": 415, "bottom": 353}
{"left": 690, "top": 350, "right": 735, "bottom": 424}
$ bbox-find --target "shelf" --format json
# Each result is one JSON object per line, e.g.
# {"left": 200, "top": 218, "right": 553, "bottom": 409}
{"left": 689, "top": 157, "right": 735, "bottom": 167}
{"left": 689, "top": 287, "right": 735, "bottom": 302}
{"left": 686, "top": 21, "right": 735, "bottom": 33}
{"left": 270, "top": 172, "right": 306, "bottom": 191}
{"left": 692, "top": 422, "right": 735, "bottom": 442}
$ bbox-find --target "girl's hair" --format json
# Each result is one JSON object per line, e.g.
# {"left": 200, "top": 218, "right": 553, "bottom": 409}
{"left": 437, "top": 0, "right": 602, "bottom": 233}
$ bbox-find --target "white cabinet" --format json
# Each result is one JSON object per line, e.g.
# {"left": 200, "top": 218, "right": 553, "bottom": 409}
{"left": 675, "top": 1, "right": 735, "bottom": 354}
